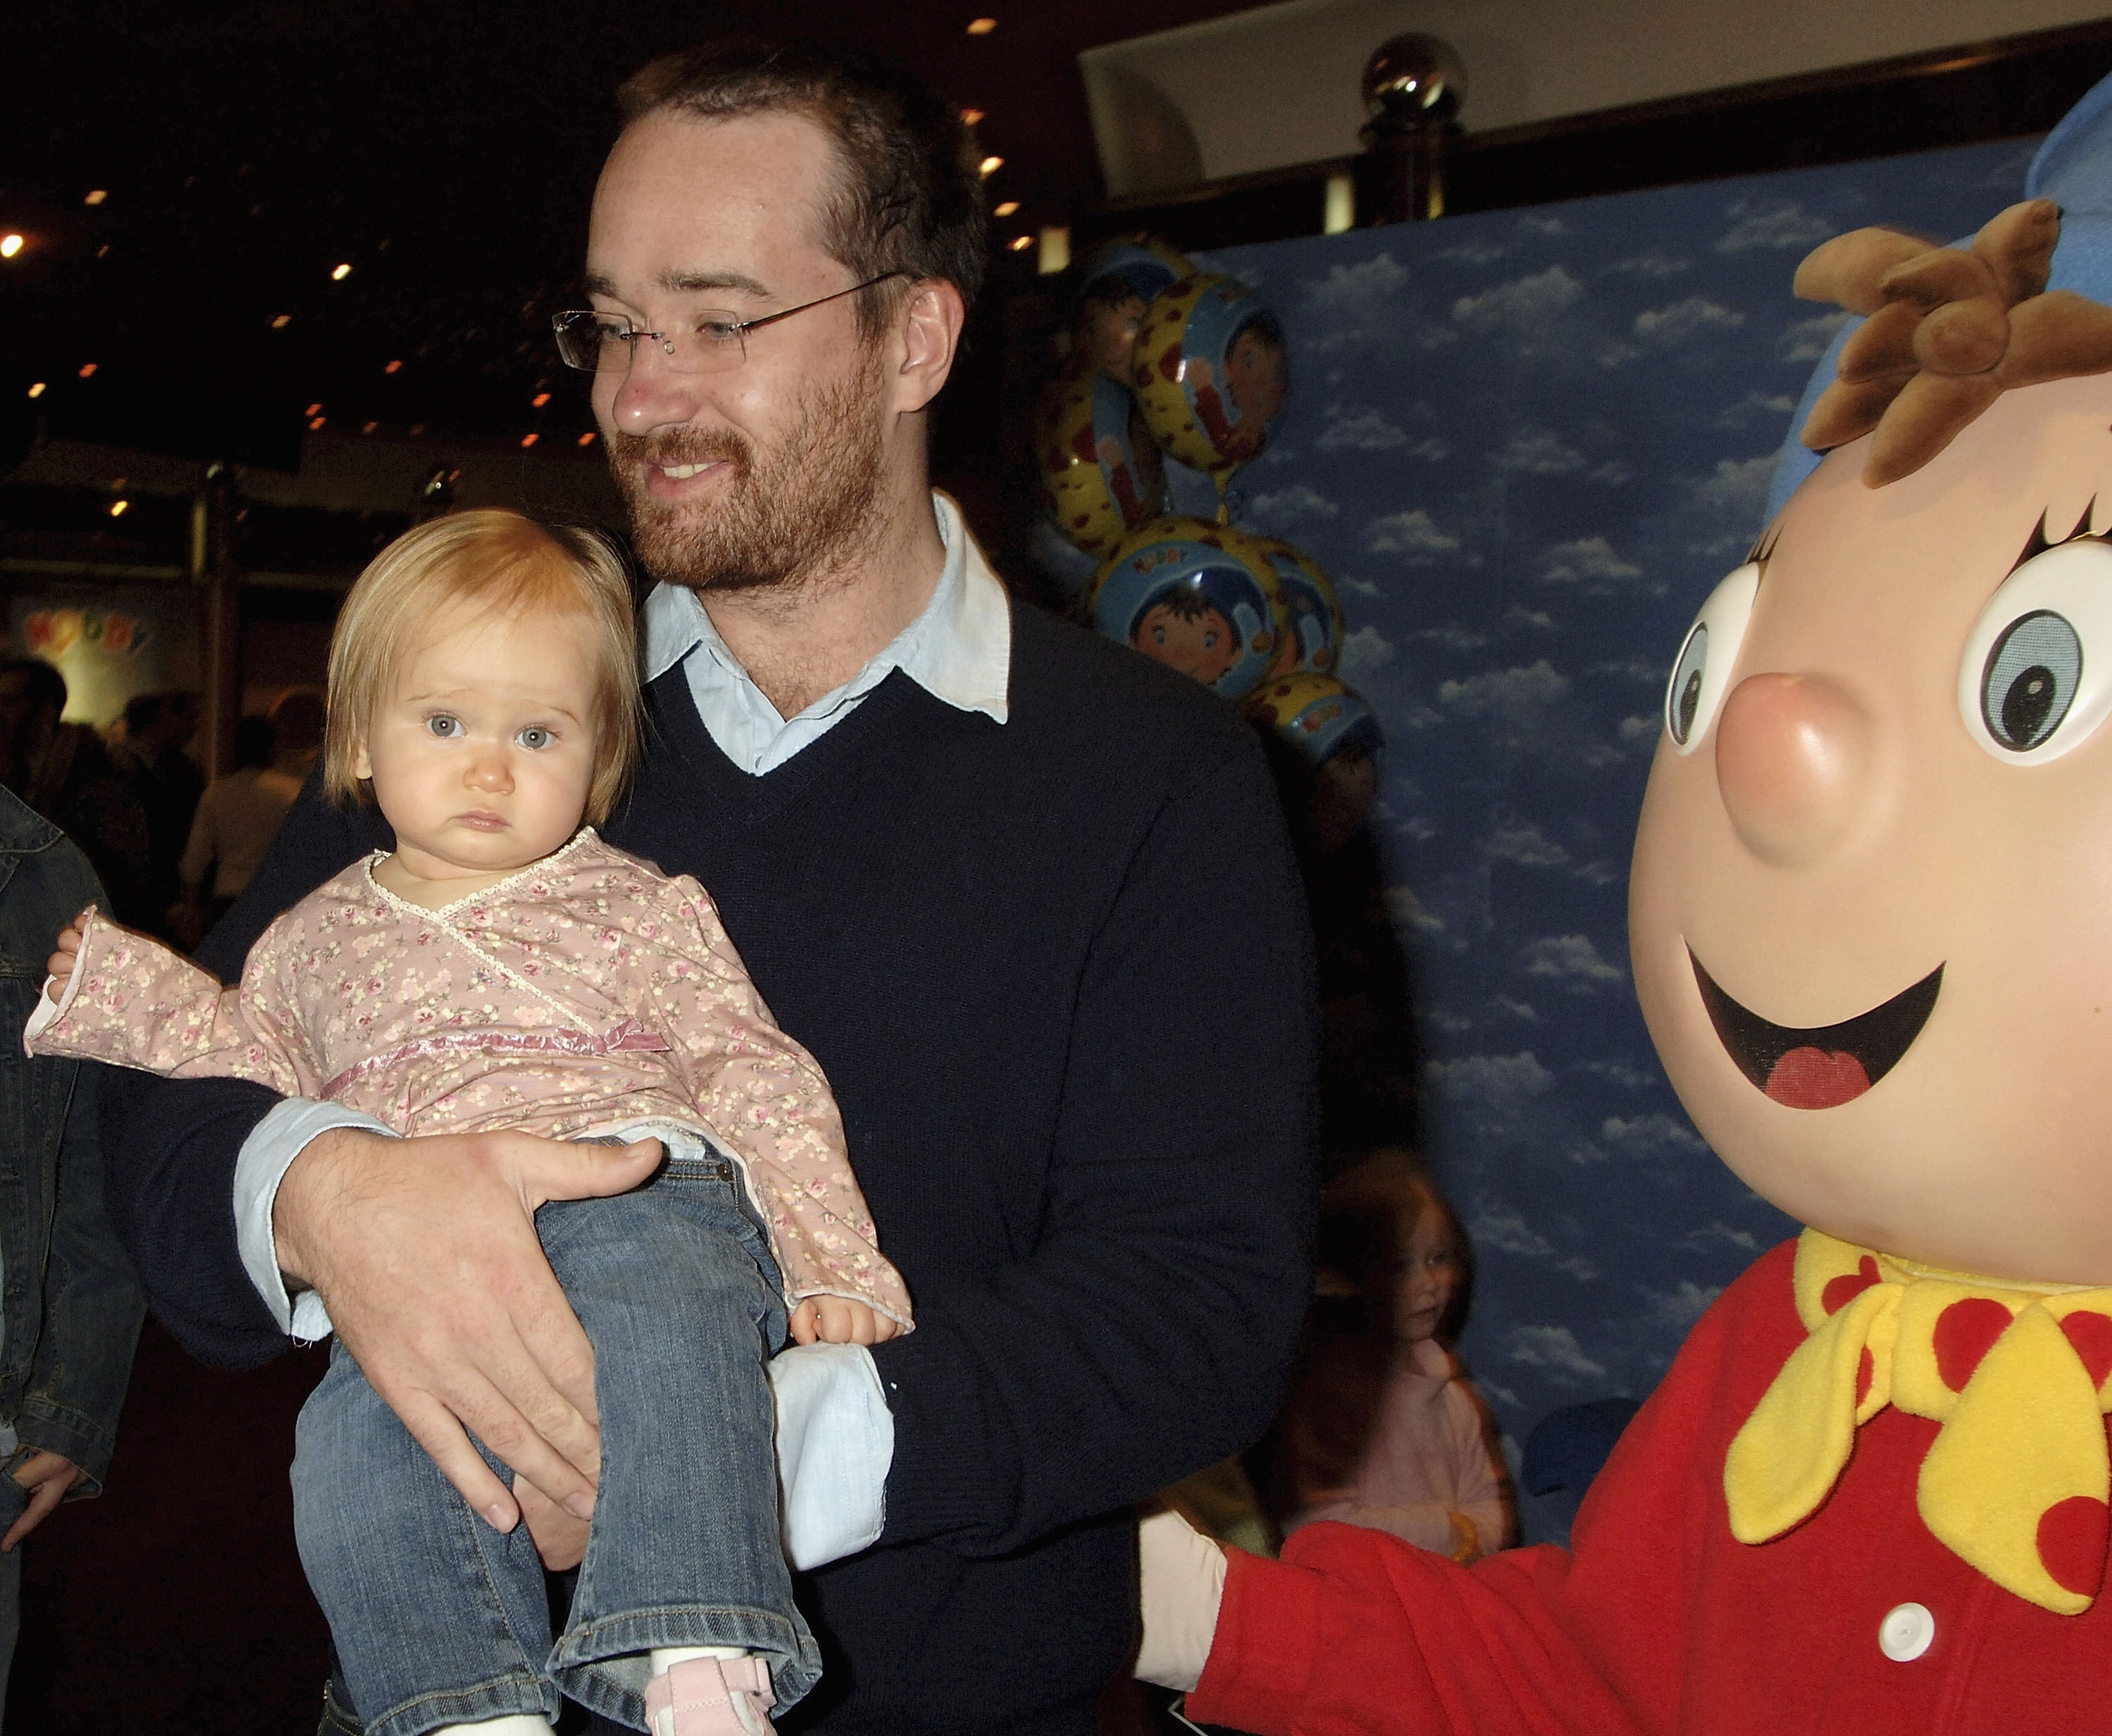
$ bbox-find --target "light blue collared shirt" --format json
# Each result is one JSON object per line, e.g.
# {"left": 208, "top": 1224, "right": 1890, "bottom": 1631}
{"left": 228, "top": 488, "right": 1013, "bottom": 1566}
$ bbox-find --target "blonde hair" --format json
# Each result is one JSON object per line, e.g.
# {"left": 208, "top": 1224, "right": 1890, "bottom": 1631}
{"left": 322, "top": 510, "right": 640, "bottom": 824}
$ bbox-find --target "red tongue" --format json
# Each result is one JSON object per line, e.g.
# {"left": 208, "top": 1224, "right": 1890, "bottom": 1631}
{"left": 1765, "top": 1047, "right": 1871, "bottom": 1109}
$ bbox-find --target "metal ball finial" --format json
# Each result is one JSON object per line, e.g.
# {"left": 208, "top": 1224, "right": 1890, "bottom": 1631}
{"left": 1362, "top": 34, "right": 1466, "bottom": 125}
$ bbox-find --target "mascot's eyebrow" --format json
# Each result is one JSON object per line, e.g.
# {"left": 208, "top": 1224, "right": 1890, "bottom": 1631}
{"left": 2005, "top": 495, "right": 2102, "bottom": 578}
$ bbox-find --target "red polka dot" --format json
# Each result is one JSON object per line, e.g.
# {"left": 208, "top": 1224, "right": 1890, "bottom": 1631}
{"left": 2037, "top": 1495, "right": 2108, "bottom": 1599}
{"left": 1933, "top": 1297, "right": 2013, "bottom": 1392}
{"left": 2062, "top": 1311, "right": 2112, "bottom": 1390}
{"left": 1823, "top": 1257, "right": 1881, "bottom": 1316}
{"left": 1855, "top": 1347, "right": 1873, "bottom": 1407}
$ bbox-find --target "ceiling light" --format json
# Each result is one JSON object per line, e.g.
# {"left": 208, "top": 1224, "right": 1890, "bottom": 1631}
{"left": 577, "top": 432, "right": 596, "bottom": 447}
{"left": 979, "top": 156, "right": 1002, "bottom": 177}
{"left": 306, "top": 402, "right": 323, "bottom": 416}
{"left": 77, "top": 363, "right": 96, "bottom": 378}
{"left": 1008, "top": 234, "right": 1033, "bottom": 252}
{"left": 409, "top": 423, "right": 427, "bottom": 436}
{"left": 26, "top": 383, "right": 44, "bottom": 399}
{"left": 84, "top": 190, "right": 107, "bottom": 206}
{"left": 531, "top": 391, "right": 551, "bottom": 408}
{"left": 110, "top": 500, "right": 128, "bottom": 517}
{"left": 362, "top": 421, "right": 378, "bottom": 434}
{"left": 308, "top": 416, "right": 326, "bottom": 430}
{"left": 0, "top": 235, "right": 23, "bottom": 258}
{"left": 961, "top": 108, "right": 985, "bottom": 125}
{"left": 332, "top": 263, "right": 352, "bottom": 280}
{"left": 993, "top": 201, "right": 1019, "bottom": 217}
{"left": 271, "top": 314, "right": 291, "bottom": 328}
{"left": 384, "top": 358, "right": 403, "bottom": 373}
{"left": 520, "top": 433, "right": 539, "bottom": 448}
{"left": 967, "top": 18, "right": 997, "bottom": 34}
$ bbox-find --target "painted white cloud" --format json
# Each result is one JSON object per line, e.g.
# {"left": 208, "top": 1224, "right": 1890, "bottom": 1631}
{"left": 1431, "top": 1050, "right": 1555, "bottom": 1106}
{"left": 1716, "top": 389, "right": 1797, "bottom": 428}
{"left": 1300, "top": 253, "right": 1414, "bottom": 346}
{"left": 1452, "top": 265, "right": 1583, "bottom": 337}
{"left": 1384, "top": 886, "right": 1447, "bottom": 933}
{"left": 1521, "top": 933, "right": 1623, "bottom": 983}
{"left": 1245, "top": 482, "right": 1340, "bottom": 523}
{"left": 1681, "top": 455, "right": 1775, "bottom": 521}
{"left": 1677, "top": 1220, "right": 1762, "bottom": 1256}
{"left": 1336, "top": 624, "right": 1395, "bottom": 684}
{"left": 1497, "top": 428, "right": 1587, "bottom": 474}
{"left": 1487, "top": 822, "right": 1569, "bottom": 868}
{"left": 1519, "top": 213, "right": 1571, "bottom": 236}
{"left": 1778, "top": 310, "right": 1854, "bottom": 363}
{"left": 1435, "top": 237, "right": 1509, "bottom": 265}
{"left": 1505, "top": 605, "right": 1556, "bottom": 632}
{"left": 1633, "top": 297, "right": 1745, "bottom": 346}
{"left": 1537, "top": 536, "right": 1645, "bottom": 594}
{"left": 1610, "top": 250, "right": 1690, "bottom": 278}
{"left": 1638, "top": 1281, "right": 1723, "bottom": 1328}
{"left": 1716, "top": 199, "right": 1835, "bottom": 253}
{"left": 1619, "top": 714, "right": 1661, "bottom": 744}
{"left": 1471, "top": 1202, "right": 1557, "bottom": 1259}
{"left": 1318, "top": 404, "right": 1410, "bottom": 451}
{"left": 1506, "top": 1324, "right": 1608, "bottom": 1381}
{"left": 1597, "top": 1112, "right": 1708, "bottom": 1159}
{"left": 1438, "top": 660, "right": 1570, "bottom": 717}
{"left": 1366, "top": 509, "right": 1463, "bottom": 561}
{"left": 1409, "top": 624, "right": 1489, "bottom": 652}
{"left": 1487, "top": 993, "right": 1539, "bottom": 1023}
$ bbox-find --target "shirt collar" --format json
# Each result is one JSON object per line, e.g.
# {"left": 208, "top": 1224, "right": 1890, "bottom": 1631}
{"left": 641, "top": 490, "right": 1010, "bottom": 722}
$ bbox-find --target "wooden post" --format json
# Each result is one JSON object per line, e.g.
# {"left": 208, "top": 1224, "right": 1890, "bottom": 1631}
{"left": 191, "top": 463, "right": 241, "bottom": 778}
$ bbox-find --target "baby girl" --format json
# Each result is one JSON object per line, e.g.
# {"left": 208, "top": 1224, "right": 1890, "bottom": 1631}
{"left": 28, "top": 509, "right": 909, "bottom": 1736}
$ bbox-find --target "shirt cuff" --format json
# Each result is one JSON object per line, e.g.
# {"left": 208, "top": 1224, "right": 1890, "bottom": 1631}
{"left": 233, "top": 1098, "right": 396, "bottom": 1342}
{"left": 768, "top": 1340, "right": 893, "bottom": 1570}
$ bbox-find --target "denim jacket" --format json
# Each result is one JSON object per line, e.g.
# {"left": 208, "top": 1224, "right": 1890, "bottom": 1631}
{"left": 0, "top": 783, "right": 142, "bottom": 1492}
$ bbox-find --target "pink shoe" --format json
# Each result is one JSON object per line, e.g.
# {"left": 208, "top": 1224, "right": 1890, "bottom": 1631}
{"left": 643, "top": 1656, "right": 777, "bottom": 1735}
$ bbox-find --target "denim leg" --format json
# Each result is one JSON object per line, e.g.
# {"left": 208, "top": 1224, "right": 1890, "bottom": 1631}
{"left": 542, "top": 1150, "right": 819, "bottom": 1729}
{"left": 293, "top": 1341, "right": 558, "bottom": 1736}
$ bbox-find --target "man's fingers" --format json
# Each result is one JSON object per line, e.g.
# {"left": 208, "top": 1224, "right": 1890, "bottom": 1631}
{"left": 510, "top": 1135, "right": 663, "bottom": 1212}
{"left": 383, "top": 1388, "right": 522, "bottom": 1530}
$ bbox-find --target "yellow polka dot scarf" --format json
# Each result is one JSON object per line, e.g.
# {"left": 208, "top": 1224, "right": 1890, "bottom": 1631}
{"left": 1725, "top": 1228, "right": 2112, "bottom": 1614}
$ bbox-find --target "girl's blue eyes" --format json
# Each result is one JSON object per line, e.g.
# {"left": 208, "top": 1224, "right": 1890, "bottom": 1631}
{"left": 421, "top": 717, "right": 556, "bottom": 748}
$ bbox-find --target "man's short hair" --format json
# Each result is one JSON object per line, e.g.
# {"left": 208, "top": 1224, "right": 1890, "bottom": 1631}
{"left": 1, "top": 658, "right": 68, "bottom": 716}
{"left": 617, "top": 39, "right": 988, "bottom": 336}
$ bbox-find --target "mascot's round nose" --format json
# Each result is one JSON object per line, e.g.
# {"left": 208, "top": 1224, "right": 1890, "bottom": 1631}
{"left": 1714, "top": 671, "right": 1872, "bottom": 868}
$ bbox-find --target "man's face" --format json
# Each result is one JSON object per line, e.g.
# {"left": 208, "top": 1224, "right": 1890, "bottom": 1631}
{"left": 586, "top": 109, "right": 889, "bottom": 592}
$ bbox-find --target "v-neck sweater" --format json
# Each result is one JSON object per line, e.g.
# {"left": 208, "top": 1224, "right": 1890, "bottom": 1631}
{"left": 98, "top": 600, "right": 1318, "bottom": 1735}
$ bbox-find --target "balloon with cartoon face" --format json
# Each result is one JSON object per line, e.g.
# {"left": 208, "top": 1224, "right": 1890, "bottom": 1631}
{"left": 1071, "top": 237, "right": 1193, "bottom": 385}
{"left": 1035, "top": 372, "right": 1168, "bottom": 560}
{"left": 1253, "top": 538, "right": 1347, "bottom": 677}
{"left": 1089, "top": 517, "right": 1286, "bottom": 699}
{"left": 1133, "top": 275, "right": 1290, "bottom": 487}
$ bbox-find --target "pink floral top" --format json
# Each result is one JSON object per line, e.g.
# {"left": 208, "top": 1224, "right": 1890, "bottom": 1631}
{"left": 27, "top": 829, "right": 911, "bottom": 1328}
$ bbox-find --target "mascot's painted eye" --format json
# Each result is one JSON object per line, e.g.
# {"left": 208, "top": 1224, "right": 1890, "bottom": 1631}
{"left": 1958, "top": 537, "right": 2112, "bottom": 763}
{"left": 1664, "top": 562, "right": 1761, "bottom": 755}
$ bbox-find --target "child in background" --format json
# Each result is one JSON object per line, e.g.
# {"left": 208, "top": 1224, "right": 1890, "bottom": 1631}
{"left": 27, "top": 509, "right": 912, "bottom": 1736}
{"left": 1271, "top": 1150, "right": 1513, "bottom": 1562}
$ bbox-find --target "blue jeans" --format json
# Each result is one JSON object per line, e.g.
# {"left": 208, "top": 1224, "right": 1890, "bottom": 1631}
{"left": 292, "top": 1143, "right": 819, "bottom": 1736}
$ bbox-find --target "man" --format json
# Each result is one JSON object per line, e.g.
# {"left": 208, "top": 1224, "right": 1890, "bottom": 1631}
{"left": 0, "top": 781, "right": 144, "bottom": 1724}
{"left": 108, "top": 689, "right": 205, "bottom": 937}
{"left": 101, "top": 39, "right": 1314, "bottom": 1735}
{"left": 0, "top": 660, "right": 151, "bottom": 926}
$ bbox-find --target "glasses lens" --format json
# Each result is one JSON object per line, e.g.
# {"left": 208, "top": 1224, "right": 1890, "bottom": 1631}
{"left": 553, "top": 311, "right": 631, "bottom": 372}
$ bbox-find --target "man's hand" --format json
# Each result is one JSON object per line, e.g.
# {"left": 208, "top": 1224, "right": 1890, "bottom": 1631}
{"left": 788, "top": 1295, "right": 900, "bottom": 1346}
{"left": 272, "top": 1126, "right": 662, "bottom": 1534}
{"left": 4, "top": 1451, "right": 87, "bottom": 1552}
{"left": 516, "top": 1471, "right": 589, "bottom": 1571}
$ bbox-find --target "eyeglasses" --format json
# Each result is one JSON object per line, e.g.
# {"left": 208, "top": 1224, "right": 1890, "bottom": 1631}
{"left": 552, "top": 272, "right": 907, "bottom": 375}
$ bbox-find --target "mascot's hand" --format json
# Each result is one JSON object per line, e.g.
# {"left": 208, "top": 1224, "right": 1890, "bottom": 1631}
{"left": 1136, "top": 1505, "right": 1230, "bottom": 1691}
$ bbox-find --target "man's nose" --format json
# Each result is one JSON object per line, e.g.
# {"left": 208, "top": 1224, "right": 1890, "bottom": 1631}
{"left": 603, "top": 341, "right": 708, "bottom": 436}
{"left": 1713, "top": 671, "right": 1873, "bottom": 868}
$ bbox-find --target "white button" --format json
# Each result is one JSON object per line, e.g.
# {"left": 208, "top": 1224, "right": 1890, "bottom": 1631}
{"left": 1878, "top": 1602, "right": 1935, "bottom": 1661}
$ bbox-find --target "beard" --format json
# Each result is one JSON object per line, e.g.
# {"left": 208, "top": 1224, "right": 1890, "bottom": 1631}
{"left": 606, "top": 360, "right": 889, "bottom": 595}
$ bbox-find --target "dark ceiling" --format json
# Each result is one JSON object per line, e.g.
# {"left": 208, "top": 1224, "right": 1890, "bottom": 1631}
{"left": 0, "top": 0, "right": 1260, "bottom": 468}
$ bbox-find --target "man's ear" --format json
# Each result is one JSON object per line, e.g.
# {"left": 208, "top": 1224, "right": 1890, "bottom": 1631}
{"left": 892, "top": 279, "right": 966, "bottom": 416}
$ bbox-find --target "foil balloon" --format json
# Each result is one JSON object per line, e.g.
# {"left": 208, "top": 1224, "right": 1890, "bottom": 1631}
{"left": 1245, "top": 672, "right": 1383, "bottom": 772}
{"left": 1089, "top": 517, "right": 1287, "bottom": 700}
{"left": 1133, "top": 275, "right": 1290, "bottom": 490}
{"left": 1072, "top": 237, "right": 1195, "bottom": 383}
{"left": 1254, "top": 538, "right": 1347, "bottom": 677}
{"left": 1036, "top": 372, "right": 1168, "bottom": 559}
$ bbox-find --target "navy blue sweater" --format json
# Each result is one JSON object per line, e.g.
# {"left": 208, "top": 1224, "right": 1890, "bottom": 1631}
{"left": 101, "top": 603, "right": 1316, "bottom": 1735}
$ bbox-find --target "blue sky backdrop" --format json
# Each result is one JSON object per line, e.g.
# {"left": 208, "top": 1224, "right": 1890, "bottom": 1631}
{"left": 1184, "top": 136, "right": 2041, "bottom": 1541}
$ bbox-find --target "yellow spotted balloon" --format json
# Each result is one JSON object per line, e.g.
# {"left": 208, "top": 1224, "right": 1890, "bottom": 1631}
{"left": 1252, "top": 537, "right": 1346, "bottom": 677}
{"left": 1133, "top": 274, "right": 1289, "bottom": 496}
{"left": 1245, "top": 672, "right": 1383, "bottom": 771}
{"left": 1035, "top": 371, "right": 1168, "bottom": 559}
{"left": 1087, "top": 516, "right": 1288, "bottom": 700}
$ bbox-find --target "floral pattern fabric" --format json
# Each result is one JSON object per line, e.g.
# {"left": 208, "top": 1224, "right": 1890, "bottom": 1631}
{"left": 28, "top": 829, "right": 910, "bottom": 1327}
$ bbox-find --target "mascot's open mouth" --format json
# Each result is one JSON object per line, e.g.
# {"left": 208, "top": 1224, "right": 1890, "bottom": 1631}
{"left": 1689, "top": 951, "right": 1943, "bottom": 1110}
